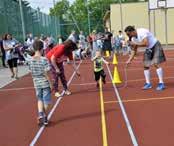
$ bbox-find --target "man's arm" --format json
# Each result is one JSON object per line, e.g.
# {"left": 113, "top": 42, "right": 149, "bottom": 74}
{"left": 126, "top": 45, "right": 138, "bottom": 65}
{"left": 130, "top": 38, "right": 148, "bottom": 48}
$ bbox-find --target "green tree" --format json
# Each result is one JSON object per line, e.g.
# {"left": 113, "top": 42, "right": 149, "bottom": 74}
{"left": 50, "top": 0, "right": 147, "bottom": 36}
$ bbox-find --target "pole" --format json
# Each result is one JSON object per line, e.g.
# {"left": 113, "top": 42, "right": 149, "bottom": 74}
{"left": 119, "top": 0, "right": 123, "bottom": 32}
{"left": 53, "top": 0, "right": 58, "bottom": 38}
{"left": 19, "top": 0, "right": 26, "bottom": 42}
{"left": 85, "top": 0, "right": 91, "bottom": 34}
{"left": 164, "top": 8, "right": 168, "bottom": 48}
{"left": 153, "top": 10, "right": 156, "bottom": 36}
{"left": 67, "top": 10, "right": 81, "bottom": 32}
{"left": 147, "top": 0, "right": 151, "bottom": 31}
{"left": 148, "top": 10, "right": 151, "bottom": 31}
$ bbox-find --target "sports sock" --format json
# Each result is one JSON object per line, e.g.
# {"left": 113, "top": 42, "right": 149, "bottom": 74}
{"left": 156, "top": 67, "right": 164, "bottom": 83}
{"left": 144, "top": 69, "right": 150, "bottom": 84}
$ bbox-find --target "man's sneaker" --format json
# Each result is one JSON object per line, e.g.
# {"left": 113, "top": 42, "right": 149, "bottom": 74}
{"left": 37, "top": 116, "right": 44, "bottom": 127}
{"left": 156, "top": 83, "right": 165, "bottom": 91}
{"left": 64, "top": 90, "right": 71, "bottom": 95}
{"left": 43, "top": 116, "right": 48, "bottom": 126}
{"left": 142, "top": 83, "right": 152, "bottom": 90}
{"left": 55, "top": 92, "right": 61, "bottom": 97}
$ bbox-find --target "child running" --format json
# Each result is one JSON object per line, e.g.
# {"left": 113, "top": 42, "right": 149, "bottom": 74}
{"left": 24, "top": 39, "right": 52, "bottom": 126}
{"left": 92, "top": 50, "right": 109, "bottom": 88}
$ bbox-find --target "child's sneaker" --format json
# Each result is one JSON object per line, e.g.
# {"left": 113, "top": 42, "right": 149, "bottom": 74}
{"left": 142, "top": 83, "right": 152, "bottom": 90}
{"left": 64, "top": 90, "right": 71, "bottom": 95}
{"left": 102, "top": 78, "right": 106, "bottom": 84}
{"left": 156, "top": 83, "right": 165, "bottom": 91}
{"left": 55, "top": 92, "right": 61, "bottom": 97}
{"left": 37, "top": 116, "right": 44, "bottom": 127}
{"left": 43, "top": 116, "right": 48, "bottom": 126}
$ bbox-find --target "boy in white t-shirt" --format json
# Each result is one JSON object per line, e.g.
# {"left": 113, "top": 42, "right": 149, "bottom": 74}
{"left": 125, "top": 26, "right": 166, "bottom": 91}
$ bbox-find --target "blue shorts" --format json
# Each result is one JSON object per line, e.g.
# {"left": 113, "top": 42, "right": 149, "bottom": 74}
{"left": 36, "top": 87, "right": 51, "bottom": 105}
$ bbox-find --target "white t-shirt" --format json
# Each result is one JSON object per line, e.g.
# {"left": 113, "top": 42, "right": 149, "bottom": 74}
{"left": 132, "top": 28, "right": 157, "bottom": 49}
{"left": 68, "top": 34, "right": 76, "bottom": 43}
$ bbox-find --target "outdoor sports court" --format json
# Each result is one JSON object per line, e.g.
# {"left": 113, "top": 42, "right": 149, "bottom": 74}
{"left": 0, "top": 49, "right": 174, "bottom": 146}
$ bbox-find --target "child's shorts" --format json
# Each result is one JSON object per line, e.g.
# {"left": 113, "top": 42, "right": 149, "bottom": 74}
{"left": 94, "top": 69, "right": 106, "bottom": 81}
{"left": 36, "top": 87, "right": 51, "bottom": 105}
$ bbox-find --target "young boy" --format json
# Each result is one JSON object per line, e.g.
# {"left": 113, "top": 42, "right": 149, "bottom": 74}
{"left": 25, "top": 39, "right": 52, "bottom": 126}
{"left": 92, "top": 50, "right": 109, "bottom": 88}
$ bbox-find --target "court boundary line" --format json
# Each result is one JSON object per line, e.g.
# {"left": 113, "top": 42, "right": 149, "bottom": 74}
{"left": 29, "top": 61, "right": 82, "bottom": 146}
{"left": 106, "top": 64, "right": 138, "bottom": 146}
{"left": 99, "top": 79, "right": 108, "bottom": 146}
{"left": 104, "top": 96, "right": 174, "bottom": 104}
{"left": 1, "top": 76, "right": 174, "bottom": 92}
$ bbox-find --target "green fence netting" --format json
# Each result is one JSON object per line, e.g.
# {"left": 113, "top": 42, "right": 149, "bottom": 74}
{"left": 0, "top": 0, "right": 60, "bottom": 41}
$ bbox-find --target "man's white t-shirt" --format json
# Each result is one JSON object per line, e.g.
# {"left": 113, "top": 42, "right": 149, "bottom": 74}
{"left": 131, "top": 28, "right": 157, "bottom": 49}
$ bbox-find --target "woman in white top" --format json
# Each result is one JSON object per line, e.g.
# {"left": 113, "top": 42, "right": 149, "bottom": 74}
{"left": 125, "top": 26, "right": 166, "bottom": 91}
{"left": 3, "top": 34, "right": 19, "bottom": 79}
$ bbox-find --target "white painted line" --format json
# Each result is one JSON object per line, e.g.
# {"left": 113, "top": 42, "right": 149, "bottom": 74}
{"left": 1, "top": 75, "right": 174, "bottom": 92}
{"left": 106, "top": 64, "right": 138, "bottom": 146}
{"left": 0, "top": 87, "right": 34, "bottom": 92}
{"left": 29, "top": 60, "right": 82, "bottom": 146}
{"left": 104, "top": 96, "right": 174, "bottom": 104}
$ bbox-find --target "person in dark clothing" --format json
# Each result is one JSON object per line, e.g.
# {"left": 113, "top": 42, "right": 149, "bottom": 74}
{"left": 103, "top": 27, "right": 113, "bottom": 55}
{"left": 0, "top": 36, "right": 7, "bottom": 67}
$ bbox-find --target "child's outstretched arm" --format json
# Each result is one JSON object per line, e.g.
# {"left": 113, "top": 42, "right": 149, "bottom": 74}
{"left": 102, "top": 58, "right": 109, "bottom": 65}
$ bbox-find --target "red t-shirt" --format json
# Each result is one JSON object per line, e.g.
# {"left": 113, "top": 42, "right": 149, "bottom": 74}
{"left": 46, "top": 44, "right": 73, "bottom": 63}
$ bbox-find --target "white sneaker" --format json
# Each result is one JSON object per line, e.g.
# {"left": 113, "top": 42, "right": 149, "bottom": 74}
{"left": 55, "top": 92, "right": 61, "bottom": 97}
{"left": 64, "top": 90, "right": 71, "bottom": 95}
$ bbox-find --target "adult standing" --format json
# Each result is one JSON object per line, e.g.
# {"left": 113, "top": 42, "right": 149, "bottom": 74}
{"left": 46, "top": 40, "right": 80, "bottom": 97}
{"left": 68, "top": 30, "right": 77, "bottom": 43}
{"left": 3, "top": 34, "right": 19, "bottom": 79}
{"left": 125, "top": 26, "right": 166, "bottom": 91}
{"left": 0, "top": 35, "right": 7, "bottom": 67}
{"left": 103, "top": 27, "right": 113, "bottom": 55}
{"left": 91, "top": 30, "right": 98, "bottom": 59}
{"left": 79, "top": 31, "right": 86, "bottom": 50}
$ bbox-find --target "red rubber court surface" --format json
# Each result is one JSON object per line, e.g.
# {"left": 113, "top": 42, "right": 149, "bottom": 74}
{"left": 0, "top": 49, "right": 174, "bottom": 146}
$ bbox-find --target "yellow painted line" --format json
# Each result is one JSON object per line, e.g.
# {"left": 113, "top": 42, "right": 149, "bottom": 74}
{"left": 99, "top": 79, "right": 108, "bottom": 146}
{"left": 104, "top": 96, "right": 174, "bottom": 104}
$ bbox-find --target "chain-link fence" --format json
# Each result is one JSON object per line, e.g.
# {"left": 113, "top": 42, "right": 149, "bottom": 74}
{"left": 0, "top": 0, "right": 60, "bottom": 41}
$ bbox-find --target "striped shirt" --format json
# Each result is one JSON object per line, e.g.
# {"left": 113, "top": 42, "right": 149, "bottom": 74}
{"left": 28, "top": 56, "right": 51, "bottom": 89}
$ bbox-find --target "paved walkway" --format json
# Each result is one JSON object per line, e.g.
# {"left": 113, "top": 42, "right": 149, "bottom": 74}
{"left": 0, "top": 65, "right": 29, "bottom": 88}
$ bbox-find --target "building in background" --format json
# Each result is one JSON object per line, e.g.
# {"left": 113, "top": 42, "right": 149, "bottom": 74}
{"left": 104, "top": 2, "right": 174, "bottom": 45}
